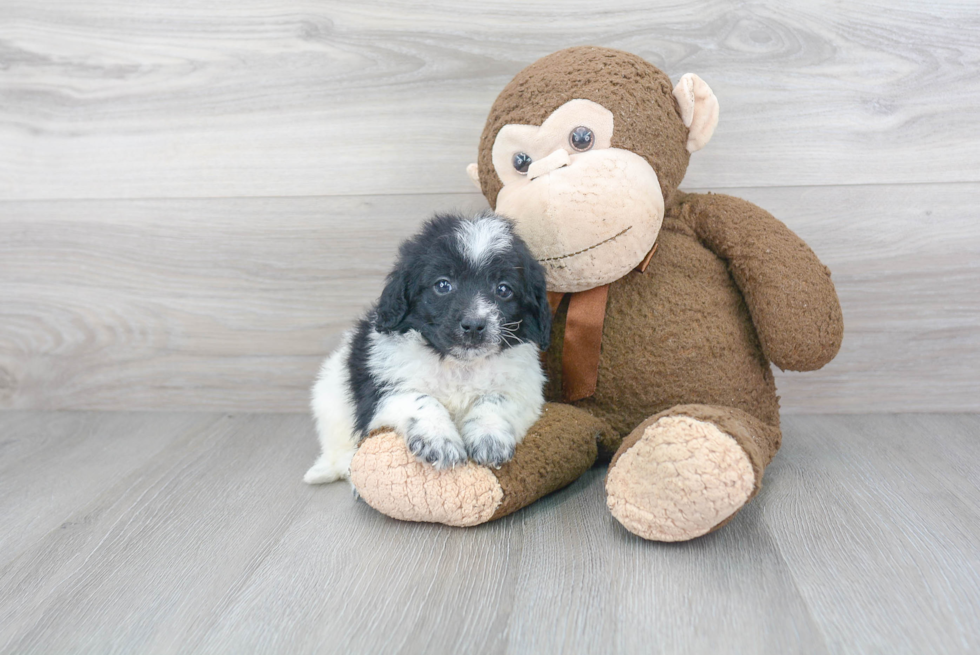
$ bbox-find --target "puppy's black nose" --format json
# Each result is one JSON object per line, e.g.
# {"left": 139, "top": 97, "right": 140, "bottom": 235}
{"left": 460, "top": 318, "right": 487, "bottom": 334}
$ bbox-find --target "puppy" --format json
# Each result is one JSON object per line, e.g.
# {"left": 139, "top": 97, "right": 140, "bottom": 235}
{"left": 304, "top": 211, "right": 551, "bottom": 484}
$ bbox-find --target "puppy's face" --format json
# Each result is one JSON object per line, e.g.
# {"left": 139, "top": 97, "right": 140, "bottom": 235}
{"left": 375, "top": 212, "right": 551, "bottom": 359}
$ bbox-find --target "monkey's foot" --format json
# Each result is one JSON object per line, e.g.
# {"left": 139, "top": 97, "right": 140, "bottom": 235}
{"left": 349, "top": 404, "right": 613, "bottom": 527}
{"left": 605, "top": 413, "right": 758, "bottom": 542}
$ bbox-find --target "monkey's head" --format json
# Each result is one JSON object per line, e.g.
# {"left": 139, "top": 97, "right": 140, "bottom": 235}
{"left": 466, "top": 47, "right": 719, "bottom": 292}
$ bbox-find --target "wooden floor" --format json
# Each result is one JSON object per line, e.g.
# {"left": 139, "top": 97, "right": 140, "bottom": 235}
{"left": 1, "top": 412, "right": 978, "bottom": 654}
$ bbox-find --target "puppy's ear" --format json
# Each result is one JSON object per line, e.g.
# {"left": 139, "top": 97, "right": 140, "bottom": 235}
{"left": 521, "top": 253, "right": 552, "bottom": 352}
{"left": 375, "top": 267, "right": 410, "bottom": 332}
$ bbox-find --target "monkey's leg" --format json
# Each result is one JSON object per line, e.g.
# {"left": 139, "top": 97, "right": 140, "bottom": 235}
{"left": 605, "top": 404, "right": 781, "bottom": 542}
{"left": 349, "top": 404, "right": 615, "bottom": 526}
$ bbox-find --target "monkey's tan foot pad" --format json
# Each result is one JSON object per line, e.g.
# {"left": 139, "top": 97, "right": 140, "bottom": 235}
{"left": 605, "top": 416, "right": 756, "bottom": 542}
{"left": 350, "top": 431, "right": 503, "bottom": 527}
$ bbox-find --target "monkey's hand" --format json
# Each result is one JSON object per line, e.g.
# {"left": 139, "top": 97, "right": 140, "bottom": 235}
{"left": 684, "top": 192, "right": 843, "bottom": 371}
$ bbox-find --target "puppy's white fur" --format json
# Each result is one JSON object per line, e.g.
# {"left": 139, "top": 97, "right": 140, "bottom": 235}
{"left": 304, "top": 332, "right": 358, "bottom": 484}
{"left": 305, "top": 330, "right": 544, "bottom": 484}
{"left": 456, "top": 213, "right": 512, "bottom": 266}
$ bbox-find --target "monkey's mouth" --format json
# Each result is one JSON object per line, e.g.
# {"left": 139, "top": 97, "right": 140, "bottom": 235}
{"left": 536, "top": 226, "right": 632, "bottom": 263}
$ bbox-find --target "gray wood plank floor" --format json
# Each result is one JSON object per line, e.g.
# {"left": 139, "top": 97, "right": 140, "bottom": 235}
{"left": 1, "top": 412, "right": 978, "bottom": 654}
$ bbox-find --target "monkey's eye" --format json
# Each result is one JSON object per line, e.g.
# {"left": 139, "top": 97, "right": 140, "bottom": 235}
{"left": 434, "top": 278, "right": 453, "bottom": 295}
{"left": 495, "top": 283, "right": 514, "bottom": 300}
{"left": 512, "top": 152, "right": 532, "bottom": 174}
{"left": 569, "top": 126, "right": 594, "bottom": 152}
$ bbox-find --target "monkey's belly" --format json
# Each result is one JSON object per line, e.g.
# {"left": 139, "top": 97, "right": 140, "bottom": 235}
{"left": 545, "top": 228, "right": 780, "bottom": 437}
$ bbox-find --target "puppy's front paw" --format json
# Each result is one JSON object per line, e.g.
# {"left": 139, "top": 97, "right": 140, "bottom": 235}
{"left": 405, "top": 418, "right": 467, "bottom": 470}
{"left": 463, "top": 426, "right": 517, "bottom": 468}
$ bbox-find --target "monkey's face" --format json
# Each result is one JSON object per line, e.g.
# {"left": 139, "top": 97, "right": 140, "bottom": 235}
{"left": 489, "top": 100, "right": 665, "bottom": 293}
{"left": 469, "top": 48, "right": 719, "bottom": 293}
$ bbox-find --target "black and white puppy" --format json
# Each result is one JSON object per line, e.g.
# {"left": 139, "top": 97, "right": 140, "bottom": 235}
{"left": 304, "top": 211, "right": 551, "bottom": 484}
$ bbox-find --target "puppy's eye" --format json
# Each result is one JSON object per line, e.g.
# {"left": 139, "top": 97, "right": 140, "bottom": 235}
{"left": 569, "top": 126, "right": 594, "bottom": 152}
{"left": 512, "top": 152, "right": 532, "bottom": 174}
{"left": 495, "top": 283, "right": 514, "bottom": 300}
{"left": 433, "top": 278, "right": 453, "bottom": 295}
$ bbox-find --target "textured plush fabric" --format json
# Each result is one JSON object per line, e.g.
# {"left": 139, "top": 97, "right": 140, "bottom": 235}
{"left": 478, "top": 46, "right": 690, "bottom": 209}
{"left": 606, "top": 414, "right": 756, "bottom": 541}
{"left": 606, "top": 403, "right": 785, "bottom": 538}
{"left": 488, "top": 402, "right": 612, "bottom": 520}
{"left": 545, "top": 191, "right": 842, "bottom": 436}
{"left": 672, "top": 73, "right": 719, "bottom": 153}
{"left": 351, "top": 430, "right": 504, "bottom": 527}
{"left": 681, "top": 192, "right": 844, "bottom": 371}
{"left": 349, "top": 47, "right": 844, "bottom": 539}
{"left": 352, "top": 404, "right": 611, "bottom": 524}
{"left": 610, "top": 403, "right": 784, "bottom": 492}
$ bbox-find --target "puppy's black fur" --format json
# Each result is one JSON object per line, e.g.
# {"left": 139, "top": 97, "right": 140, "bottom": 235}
{"left": 346, "top": 315, "right": 387, "bottom": 441}
{"left": 347, "top": 211, "right": 551, "bottom": 438}
{"left": 375, "top": 212, "right": 551, "bottom": 351}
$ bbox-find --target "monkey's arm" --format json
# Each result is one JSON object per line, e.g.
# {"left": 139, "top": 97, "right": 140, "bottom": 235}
{"left": 684, "top": 192, "right": 843, "bottom": 371}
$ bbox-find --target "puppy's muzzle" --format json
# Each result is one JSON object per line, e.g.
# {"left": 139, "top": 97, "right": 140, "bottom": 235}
{"left": 459, "top": 315, "right": 489, "bottom": 346}
{"left": 455, "top": 298, "right": 501, "bottom": 351}
{"left": 460, "top": 316, "right": 488, "bottom": 345}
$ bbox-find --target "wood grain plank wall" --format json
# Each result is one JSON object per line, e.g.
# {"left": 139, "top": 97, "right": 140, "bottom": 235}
{"left": 1, "top": 1, "right": 977, "bottom": 412}
{"left": 2, "top": 0, "right": 979, "bottom": 199}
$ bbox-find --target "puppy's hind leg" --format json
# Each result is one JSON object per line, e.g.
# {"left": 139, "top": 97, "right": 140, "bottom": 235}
{"left": 305, "top": 399, "right": 358, "bottom": 484}
{"left": 306, "top": 337, "right": 358, "bottom": 485}
{"left": 304, "top": 447, "right": 356, "bottom": 485}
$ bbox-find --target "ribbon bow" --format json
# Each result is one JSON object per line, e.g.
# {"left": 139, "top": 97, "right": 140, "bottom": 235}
{"left": 545, "top": 243, "right": 657, "bottom": 402}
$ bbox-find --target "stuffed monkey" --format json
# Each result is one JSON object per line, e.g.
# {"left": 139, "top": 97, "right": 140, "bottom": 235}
{"left": 347, "top": 46, "right": 843, "bottom": 541}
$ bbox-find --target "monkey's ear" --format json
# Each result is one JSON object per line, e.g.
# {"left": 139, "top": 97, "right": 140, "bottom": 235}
{"left": 466, "top": 163, "right": 482, "bottom": 190}
{"left": 672, "top": 73, "right": 719, "bottom": 154}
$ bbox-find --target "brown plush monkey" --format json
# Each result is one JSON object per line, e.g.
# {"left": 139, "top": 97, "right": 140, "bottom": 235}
{"left": 348, "top": 47, "right": 843, "bottom": 541}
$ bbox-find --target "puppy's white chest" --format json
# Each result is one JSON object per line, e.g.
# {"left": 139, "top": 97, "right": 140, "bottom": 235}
{"left": 418, "top": 362, "right": 495, "bottom": 419}
{"left": 368, "top": 330, "right": 536, "bottom": 420}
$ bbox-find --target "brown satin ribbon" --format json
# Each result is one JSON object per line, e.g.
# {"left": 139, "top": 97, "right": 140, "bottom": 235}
{"left": 547, "top": 285, "right": 609, "bottom": 402}
{"left": 636, "top": 242, "right": 658, "bottom": 274}
{"left": 546, "top": 242, "right": 658, "bottom": 402}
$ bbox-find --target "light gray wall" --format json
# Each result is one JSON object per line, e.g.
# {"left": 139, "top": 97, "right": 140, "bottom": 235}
{"left": 1, "top": 1, "right": 977, "bottom": 412}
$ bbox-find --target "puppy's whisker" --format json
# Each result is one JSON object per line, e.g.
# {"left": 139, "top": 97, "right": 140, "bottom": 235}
{"left": 500, "top": 328, "right": 525, "bottom": 345}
